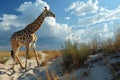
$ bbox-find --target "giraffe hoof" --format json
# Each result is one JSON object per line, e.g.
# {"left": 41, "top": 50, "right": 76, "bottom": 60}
{"left": 19, "top": 67, "right": 29, "bottom": 72}
{"left": 24, "top": 68, "right": 28, "bottom": 72}
{"left": 19, "top": 66, "right": 26, "bottom": 70}
{"left": 21, "top": 67, "right": 25, "bottom": 70}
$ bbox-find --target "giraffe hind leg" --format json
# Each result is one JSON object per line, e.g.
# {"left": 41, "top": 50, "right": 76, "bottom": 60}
{"left": 10, "top": 49, "right": 25, "bottom": 72}
{"left": 11, "top": 41, "right": 25, "bottom": 70}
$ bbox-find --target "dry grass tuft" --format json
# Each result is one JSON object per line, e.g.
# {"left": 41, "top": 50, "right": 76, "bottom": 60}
{"left": 0, "top": 51, "right": 10, "bottom": 64}
{"left": 18, "top": 50, "right": 42, "bottom": 59}
{"left": 45, "top": 68, "right": 59, "bottom": 80}
{"left": 0, "top": 51, "right": 10, "bottom": 58}
{"left": 102, "top": 39, "right": 116, "bottom": 53}
{"left": 42, "top": 50, "right": 62, "bottom": 61}
{"left": 61, "top": 40, "right": 92, "bottom": 71}
{"left": 102, "top": 29, "right": 120, "bottom": 53}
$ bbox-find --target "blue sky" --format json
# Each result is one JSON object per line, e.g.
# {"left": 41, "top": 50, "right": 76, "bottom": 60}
{"left": 1, "top": 0, "right": 120, "bottom": 50}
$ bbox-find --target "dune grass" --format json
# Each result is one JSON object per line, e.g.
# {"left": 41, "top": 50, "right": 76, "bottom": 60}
{"left": 0, "top": 50, "right": 62, "bottom": 64}
{"left": 42, "top": 50, "right": 62, "bottom": 61}
{"left": 61, "top": 40, "right": 92, "bottom": 71}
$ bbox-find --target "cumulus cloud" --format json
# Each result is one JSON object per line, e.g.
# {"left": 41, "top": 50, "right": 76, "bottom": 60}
{"left": 0, "top": 14, "right": 18, "bottom": 31}
{"left": 37, "top": 17, "right": 72, "bottom": 40}
{"left": 65, "top": 0, "right": 99, "bottom": 16}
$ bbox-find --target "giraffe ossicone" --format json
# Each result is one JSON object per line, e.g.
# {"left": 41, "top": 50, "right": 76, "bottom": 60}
{"left": 10, "top": 6, "right": 55, "bottom": 71}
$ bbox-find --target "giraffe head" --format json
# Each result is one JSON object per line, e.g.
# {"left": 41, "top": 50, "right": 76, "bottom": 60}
{"left": 42, "top": 7, "right": 55, "bottom": 18}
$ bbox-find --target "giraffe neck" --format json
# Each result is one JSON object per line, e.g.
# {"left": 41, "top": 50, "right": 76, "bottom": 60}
{"left": 24, "top": 12, "right": 45, "bottom": 34}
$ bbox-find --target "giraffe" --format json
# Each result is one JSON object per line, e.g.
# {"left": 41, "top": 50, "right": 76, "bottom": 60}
{"left": 10, "top": 7, "right": 55, "bottom": 71}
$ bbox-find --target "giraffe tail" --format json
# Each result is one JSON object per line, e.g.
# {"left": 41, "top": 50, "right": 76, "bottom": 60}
{"left": 11, "top": 50, "right": 15, "bottom": 59}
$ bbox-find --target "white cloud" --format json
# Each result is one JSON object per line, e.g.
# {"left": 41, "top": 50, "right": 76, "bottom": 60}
{"left": 68, "top": 23, "right": 114, "bottom": 43}
{"left": 17, "top": 0, "right": 49, "bottom": 12}
{"left": 65, "top": 0, "right": 99, "bottom": 16}
{"left": 38, "top": 17, "right": 72, "bottom": 40}
{"left": 0, "top": 14, "right": 19, "bottom": 31}
{"left": 77, "top": 4, "right": 120, "bottom": 27}
{"left": 68, "top": 29, "right": 85, "bottom": 42}
{"left": 64, "top": 17, "right": 70, "bottom": 20}
{"left": 103, "top": 23, "right": 108, "bottom": 32}
{"left": 15, "top": 0, "right": 49, "bottom": 26}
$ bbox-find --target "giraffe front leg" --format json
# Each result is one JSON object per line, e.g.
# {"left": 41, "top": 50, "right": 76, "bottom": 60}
{"left": 33, "top": 43, "right": 39, "bottom": 67}
{"left": 25, "top": 45, "right": 30, "bottom": 70}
